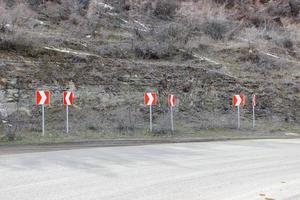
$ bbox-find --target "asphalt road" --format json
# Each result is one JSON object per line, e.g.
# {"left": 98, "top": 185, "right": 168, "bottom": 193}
{"left": 0, "top": 139, "right": 300, "bottom": 200}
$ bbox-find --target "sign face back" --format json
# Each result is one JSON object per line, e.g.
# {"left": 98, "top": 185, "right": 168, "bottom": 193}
{"left": 168, "top": 94, "right": 176, "bottom": 107}
{"left": 63, "top": 91, "right": 74, "bottom": 106}
{"left": 144, "top": 93, "right": 157, "bottom": 106}
{"left": 36, "top": 91, "right": 50, "bottom": 105}
{"left": 252, "top": 94, "right": 256, "bottom": 107}
{"left": 240, "top": 93, "right": 246, "bottom": 107}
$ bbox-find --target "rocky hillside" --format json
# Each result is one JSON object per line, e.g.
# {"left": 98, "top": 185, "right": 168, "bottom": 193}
{"left": 0, "top": 0, "right": 300, "bottom": 137}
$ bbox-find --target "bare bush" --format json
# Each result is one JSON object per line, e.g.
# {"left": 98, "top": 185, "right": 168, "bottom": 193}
{"left": 108, "top": 0, "right": 131, "bottom": 12}
{"left": 43, "top": 2, "right": 70, "bottom": 23}
{"left": 202, "top": 19, "right": 236, "bottom": 40}
{"left": 213, "top": 0, "right": 235, "bottom": 8}
{"left": 179, "top": 0, "right": 227, "bottom": 21}
{"left": 275, "top": 37, "right": 294, "bottom": 49}
{"left": 289, "top": 0, "right": 300, "bottom": 16}
{"left": 178, "top": 0, "right": 241, "bottom": 40}
{"left": 202, "top": 20, "right": 226, "bottom": 40}
{"left": 134, "top": 41, "right": 175, "bottom": 59}
{"left": 26, "top": 0, "right": 44, "bottom": 8}
{"left": 267, "top": 2, "right": 291, "bottom": 17}
{"left": 0, "top": 2, "right": 36, "bottom": 31}
{"left": 133, "top": 22, "right": 190, "bottom": 59}
{"left": 115, "top": 105, "right": 137, "bottom": 133}
{"left": 87, "top": 0, "right": 103, "bottom": 20}
{"left": 98, "top": 43, "right": 132, "bottom": 58}
{"left": 10, "top": 3, "right": 36, "bottom": 26}
{"left": 0, "top": 2, "right": 11, "bottom": 30}
{"left": 42, "top": 0, "right": 82, "bottom": 23}
{"left": 153, "top": 0, "right": 179, "bottom": 19}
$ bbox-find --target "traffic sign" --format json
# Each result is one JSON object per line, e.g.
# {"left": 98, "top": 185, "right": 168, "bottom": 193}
{"left": 252, "top": 94, "right": 256, "bottom": 107}
{"left": 233, "top": 94, "right": 246, "bottom": 107}
{"left": 233, "top": 95, "right": 242, "bottom": 107}
{"left": 233, "top": 94, "right": 246, "bottom": 129}
{"left": 35, "top": 90, "right": 50, "bottom": 136}
{"left": 63, "top": 91, "right": 74, "bottom": 134}
{"left": 144, "top": 93, "right": 157, "bottom": 106}
{"left": 144, "top": 92, "right": 157, "bottom": 132}
{"left": 168, "top": 94, "right": 176, "bottom": 107}
{"left": 240, "top": 93, "right": 246, "bottom": 107}
{"left": 35, "top": 91, "right": 50, "bottom": 105}
{"left": 63, "top": 91, "right": 74, "bottom": 106}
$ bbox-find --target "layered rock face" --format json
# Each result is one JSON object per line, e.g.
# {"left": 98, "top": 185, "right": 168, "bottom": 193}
{"left": 0, "top": 0, "right": 299, "bottom": 135}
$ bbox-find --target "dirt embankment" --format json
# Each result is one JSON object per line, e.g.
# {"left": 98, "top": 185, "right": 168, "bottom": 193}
{"left": 0, "top": 0, "right": 300, "bottom": 141}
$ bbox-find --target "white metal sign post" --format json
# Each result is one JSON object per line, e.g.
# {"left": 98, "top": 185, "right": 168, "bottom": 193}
{"left": 237, "top": 105, "right": 240, "bottom": 129}
{"left": 63, "top": 91, "right": 74, "bottom": 134}
{"left": 252, "top": 105, "right": 255, "bottom": 128}
{"left": 168, "top": 94, "right": 176, "bottom": 132}
{"left": 144, "top": 92, "right": 157, "bottom": 132}
{"left": 36, "top": 91, "right": 50, "bottom": 136}
{"left": 66, "top": 105, "right": 69, "bottom": 133}
{"left": 170, "top": 106, "right": 174, "bottom": 131}
{"left": 252, "top": 94, "right": 256, "bottom": 129}
{"left": 42, "top": 104, "right": 45, "bottom": 136}
{"left": 150, "top": 104, "right": 153, "bottom": 132}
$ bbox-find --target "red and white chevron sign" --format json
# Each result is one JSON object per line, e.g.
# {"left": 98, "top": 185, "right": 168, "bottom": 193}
{"left": 233, "top": 94, "right": 246, "bottom": 107}
{"left": 35, "top": 91, "right": 50, "bottom": 105}
{"left": 168, "top": 94, "right": 176, "bottom": 107}
{"left": 144, "top": 92, "right": 157, "bottom": 106}
{"left": 63, "top": 91, "right": 74, "bottom": 106}
{"left": 233, "top": 95, "right": 242, "bottom": 107}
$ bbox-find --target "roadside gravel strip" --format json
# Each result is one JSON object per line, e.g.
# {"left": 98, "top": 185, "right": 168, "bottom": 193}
{"left": 0, "top": 136, "right": 298, "bottom": 155}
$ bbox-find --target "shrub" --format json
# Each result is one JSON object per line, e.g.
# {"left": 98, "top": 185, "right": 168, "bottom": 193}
{"left": 98, "top": 43, "right": 132, "bottom": 59}
{"left": 133, "top": 22, "right": 190, "bottom": 59}
{"left": 0, "top": 2, "right": 36, "bottom": 28}
{"left": 10, "top": 3, "right": 36, "bottom": 26}
{"left": 134, "top": 41, "right": 175, "bottom": 59}
{"left": 41, "top": 0, "right": 83, "bottom": 24}
{"left": 153, "top": 0, "right": 179, "bottom": 19}
{"left": 202, "top": 20, "right": 229, "bottom": 40}
{"left": 213, "top": 0, "right": 235, "bottom": 8}
{"left": 27, "top": 0, "right": 45, "bottom": 10}
{"left": 276, "top": 37, "right": 294, "bottom": 49}
{"left": 3, "top": 0, "right": 15, "bottom": 7}
{"left": 289, "top": 0, "right": 300, "bottom": 16}
{"left": 42, "top": 2, "right": 71, "bottom": 23}
{"left": 113, "top": 105, "right": 137, "bottom": 133}
{"left": 0, "top": 3, "right": 9, "bottom": 31}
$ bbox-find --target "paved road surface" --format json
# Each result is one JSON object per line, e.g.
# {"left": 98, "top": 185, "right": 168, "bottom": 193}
{"left": 0, "top": 139, "right": 300, "bottom": 200}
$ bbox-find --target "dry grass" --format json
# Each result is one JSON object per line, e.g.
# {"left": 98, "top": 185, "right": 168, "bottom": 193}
{"left": 179, "top": 0, "right": 228, "bottom": 22}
